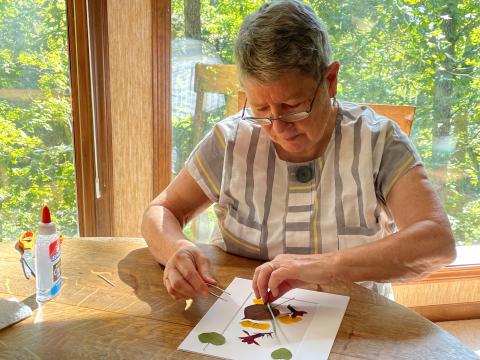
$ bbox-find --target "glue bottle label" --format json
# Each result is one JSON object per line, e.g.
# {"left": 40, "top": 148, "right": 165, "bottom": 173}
{"left": 35, "top": 233, "right": 62, "bottom": 302}
{"left": 49, "top": 237, "right": 61, "bottom": 261}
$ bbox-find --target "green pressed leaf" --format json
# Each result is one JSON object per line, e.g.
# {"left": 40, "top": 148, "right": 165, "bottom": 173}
{"left": 271, "top": 347, "right": 292, "bottom": 359}
{"left": 198, "top": 332, "right": 226, "bottom": 346}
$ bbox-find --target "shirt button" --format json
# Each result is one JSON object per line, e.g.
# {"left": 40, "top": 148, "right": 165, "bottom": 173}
{"left": 295, "top": 166, "right": 313, "bottom": 183}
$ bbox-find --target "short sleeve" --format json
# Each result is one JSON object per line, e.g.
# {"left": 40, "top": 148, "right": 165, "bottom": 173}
{"left": 374, "top": 119, "right": 423, "bottom": 203}
{"left": 185, "top": 120, "right": 232, "bottom": 203}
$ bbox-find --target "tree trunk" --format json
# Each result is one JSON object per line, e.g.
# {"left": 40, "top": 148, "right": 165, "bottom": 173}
{"left": 430, "top": 2, "right": 458, "bottom": 202}
{"left": 184, "top": 0, "right": 201, "bottom": 39}
{"left": 453, "top": 113, "right": 467, "bottom": 243}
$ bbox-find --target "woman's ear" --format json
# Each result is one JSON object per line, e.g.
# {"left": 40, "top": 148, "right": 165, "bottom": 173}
{"left": 325, "top": 61, "right": 340, "bottom": 97}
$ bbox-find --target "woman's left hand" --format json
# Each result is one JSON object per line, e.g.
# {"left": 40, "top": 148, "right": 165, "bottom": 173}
{"left": 252, "top": 253, "right": 335, "bottom": 302}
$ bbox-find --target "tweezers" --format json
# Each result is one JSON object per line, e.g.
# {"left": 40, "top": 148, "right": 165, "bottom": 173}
{"left": 267, "top": 302, "right": 279, "bottom": 338}
{"left": 207, "top": 283, "right": 231, "bottom": 301}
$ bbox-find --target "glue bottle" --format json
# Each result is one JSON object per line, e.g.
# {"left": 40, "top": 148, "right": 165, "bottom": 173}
{"left": 35, "top": 206, "right": 62, "bottom": 302}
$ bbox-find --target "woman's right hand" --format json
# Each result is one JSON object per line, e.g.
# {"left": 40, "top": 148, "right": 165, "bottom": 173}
{"left": 163, "top": 244, "right": 217, "bottom": 300}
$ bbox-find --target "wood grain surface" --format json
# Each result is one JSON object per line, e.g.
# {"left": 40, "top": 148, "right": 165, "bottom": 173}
{"left": 0, "top": 237, "right": 478, "bottom": 359}
{"left": 108, "top": 0, "right": 154, "bottom": 237}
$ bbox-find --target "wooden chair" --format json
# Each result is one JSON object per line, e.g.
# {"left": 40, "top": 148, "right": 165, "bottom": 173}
{"left": 237, "top": 91, "right": 415, "bottom": 136}
{"left": 193, "top": 64, "right": 415, "bottom": 137}
{"left": 192, "top": 63, "right": 240, "bottom": 144}
{"left": 190, "top": 64, "right": 241, "bottom": 241}
{"left": 361, "top": 103, "right": 415, "bottom": 136}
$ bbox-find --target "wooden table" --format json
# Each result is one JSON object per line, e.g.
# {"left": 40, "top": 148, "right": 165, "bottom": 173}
{"left": 0, "top": 237, "right": 477, "bottom": 359}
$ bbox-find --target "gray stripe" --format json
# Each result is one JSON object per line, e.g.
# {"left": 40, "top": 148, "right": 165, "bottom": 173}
{"left": 377, "top": 128, "right": 416, "bottom": 198}
{"left": 371, "top": 124, "right": 381, "bottom": 155}
{"left": 288, "top": 205, "right": 313, "bottom": 212}
{"left": 315, "top": 159, "right": 322, "bottom": 253}
{"left": 228, "top": 207, "right": 262, "bottom": 231}
{"left": 352, "top": 117, "right": 367, "bottom": 228}
{"left": 285, "top": 222, "right": 310, "bottom": 231}
{"left": 285, "top": 247, "right": 312, "bottom": 255}
{"left": 343, "top": 108, "right": 356, "bottom": 121}
{"left": 337, "top": 225, "right": 380, "bottom": 236}
{"left": 260, "top": 143, "right": 276, "bottom": 259}
{"left": 246, "top": 127, "right": 261, "bottom": 222}
{"left": 282, "top": 170, "right": 289, "bottom": 255}
{"left": 197, "top": 155, "right": 222, "bottom": 194}
{"left": 308, "top": 162, "right": 315, "bottom": 252}
{"left": 189, "top": 129, "right": 224, "bottom": 197}
{"left": 334, "top": 113, "right": 346, "bottom": 234}
{"left": 223, "top": 122, "right": 239, "bottom": 210}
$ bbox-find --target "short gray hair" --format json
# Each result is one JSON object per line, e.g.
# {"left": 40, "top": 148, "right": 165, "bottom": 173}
{"left": 235, "top": 0, "right": 332, "bottom": 84}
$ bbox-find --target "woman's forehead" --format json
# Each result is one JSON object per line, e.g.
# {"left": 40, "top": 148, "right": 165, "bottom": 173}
{"left": 244, "top": 74, "right": 316, "bottom": 105}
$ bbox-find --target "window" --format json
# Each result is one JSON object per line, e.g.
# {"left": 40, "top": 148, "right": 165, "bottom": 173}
{"left": 170, "top": 1, "right": 479, "bottom": 259}
{"left": 0, "top": 0, "right": 77, "bottom": 241}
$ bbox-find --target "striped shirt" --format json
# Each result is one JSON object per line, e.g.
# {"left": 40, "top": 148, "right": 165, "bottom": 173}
{"left": 186, "top": 101, "right": 422, "bottom": 297}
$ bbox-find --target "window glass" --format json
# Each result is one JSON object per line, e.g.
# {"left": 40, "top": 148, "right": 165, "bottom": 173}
{"left": 0, "top": 1, "right": 77, "bottom": 241}
{"left": 171, "top": 0, "right": 480, "bottom": 253}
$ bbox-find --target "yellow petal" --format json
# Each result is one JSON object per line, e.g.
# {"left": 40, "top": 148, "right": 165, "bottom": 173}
{"left": 184, "top": 299, "right": 193, "bottom": 311}
{"left": 240, "top": 320, "right": 270, "bottom": 330}
{"left": 278, "top": 314, "right": 302, "bottom": 324}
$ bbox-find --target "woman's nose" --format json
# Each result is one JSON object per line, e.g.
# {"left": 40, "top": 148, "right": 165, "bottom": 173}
{"left": 269, "top": 105, "right": 282, "bottom": 120}
{"left": 269, "top": 105, "right": 292, "bottom": 133}
{"left": 271, "top": 117, "right": 291, "bottom": 133}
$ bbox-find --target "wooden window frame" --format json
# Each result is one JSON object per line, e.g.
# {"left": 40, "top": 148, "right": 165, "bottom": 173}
{"left": 408, "top": 265, "right": 480, "bottom": 284}
{"left": 66, "top": 0, "right": 113, "bottom": 236}
{"left": 396, "top": 265, "right": 480, "bottom": 322}
{"left": 152, "top": 0, "right": 172, "bottom": 194}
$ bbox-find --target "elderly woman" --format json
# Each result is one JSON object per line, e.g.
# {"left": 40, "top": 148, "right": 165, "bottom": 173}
{"left": 142, "top": 0, "right": 456, "bottom": 302}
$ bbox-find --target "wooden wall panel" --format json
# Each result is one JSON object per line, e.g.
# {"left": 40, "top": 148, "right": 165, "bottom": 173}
{"left": 107, "top": 0, "right": 153, "bottom": 236}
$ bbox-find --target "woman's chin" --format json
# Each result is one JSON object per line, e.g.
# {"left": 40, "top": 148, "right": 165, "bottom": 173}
{"left": 278, "top": 140, "right": 309, "bottom": 155}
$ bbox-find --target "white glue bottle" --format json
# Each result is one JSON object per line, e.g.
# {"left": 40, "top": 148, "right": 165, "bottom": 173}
{"left": 35, "top": 205, "right": 62, "bottom": 302}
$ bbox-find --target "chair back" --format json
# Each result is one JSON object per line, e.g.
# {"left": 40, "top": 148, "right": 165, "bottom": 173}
{"left": 237, "top": 91, "right": 415, "bottom": 136}
{"left": 193, "top": 64, "right": 240, "bottom": 143}
{"left": 364, "top": 103, "right": 415, "bottom": 135}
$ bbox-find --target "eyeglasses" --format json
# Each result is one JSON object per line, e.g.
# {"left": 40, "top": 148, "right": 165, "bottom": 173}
{"left": 241, "top": 82, "right": 321, "bottom": 125}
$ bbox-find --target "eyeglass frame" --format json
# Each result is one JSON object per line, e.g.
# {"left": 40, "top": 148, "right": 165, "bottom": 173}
{"left": 240, "top": 81, "right": 322, "bottom": 125}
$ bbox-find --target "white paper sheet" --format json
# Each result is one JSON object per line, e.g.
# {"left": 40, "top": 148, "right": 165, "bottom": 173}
{"left": 178, "top": 277, "right": 349, "bottom": 360}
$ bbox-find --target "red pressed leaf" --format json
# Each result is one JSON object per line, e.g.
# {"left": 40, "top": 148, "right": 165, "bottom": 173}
{"left": 287, "top": 304, "right": 307, "bottom": 318}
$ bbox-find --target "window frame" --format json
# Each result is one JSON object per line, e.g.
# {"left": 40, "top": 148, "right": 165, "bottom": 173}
{"left": 152, "top": 0, "right": 172, "bottom": 194}
{"left": 67, "top": 0, "right": 113, "bottom": 236}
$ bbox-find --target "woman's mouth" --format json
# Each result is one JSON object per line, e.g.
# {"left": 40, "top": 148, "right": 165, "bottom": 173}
{"left": 284, "top": 134, "right": 300, "bottom": 141}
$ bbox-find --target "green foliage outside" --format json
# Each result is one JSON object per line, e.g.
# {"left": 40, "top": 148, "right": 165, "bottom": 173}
{"left": 0, "top": 0, "right": 77, "bottom": 241}
{"left": 172, "top": 0, "right": 480, "bottom": 245}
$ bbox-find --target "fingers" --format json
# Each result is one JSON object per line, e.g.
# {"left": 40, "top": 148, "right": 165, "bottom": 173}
{"left": 164, "top": 277, "right": 181, "bottom": 300}
{"left": 176, "top": 253, "right": 210, "bottom": 297}
{"left": 164, "top": 266, "right": 198, "bottom": 299}
{"left": 253, "top": 256, "right": 303, "bottom": 302}
{"left": 196, "top": 253, "right": 216, "bottom": 285}
{"left": 268, "top": 267, "right": 290, "bottom": 298}
{"left": 252, "top": 265, "right": 261, "bottom": 299}
{"left": 273, "top": 281, "right": 294, "bottom": 301}
{"left": 253, "top": 262, "right": 275, "bottom": 302}
{"left": 164, "top": 247, "right": 213, "bottom": 300}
